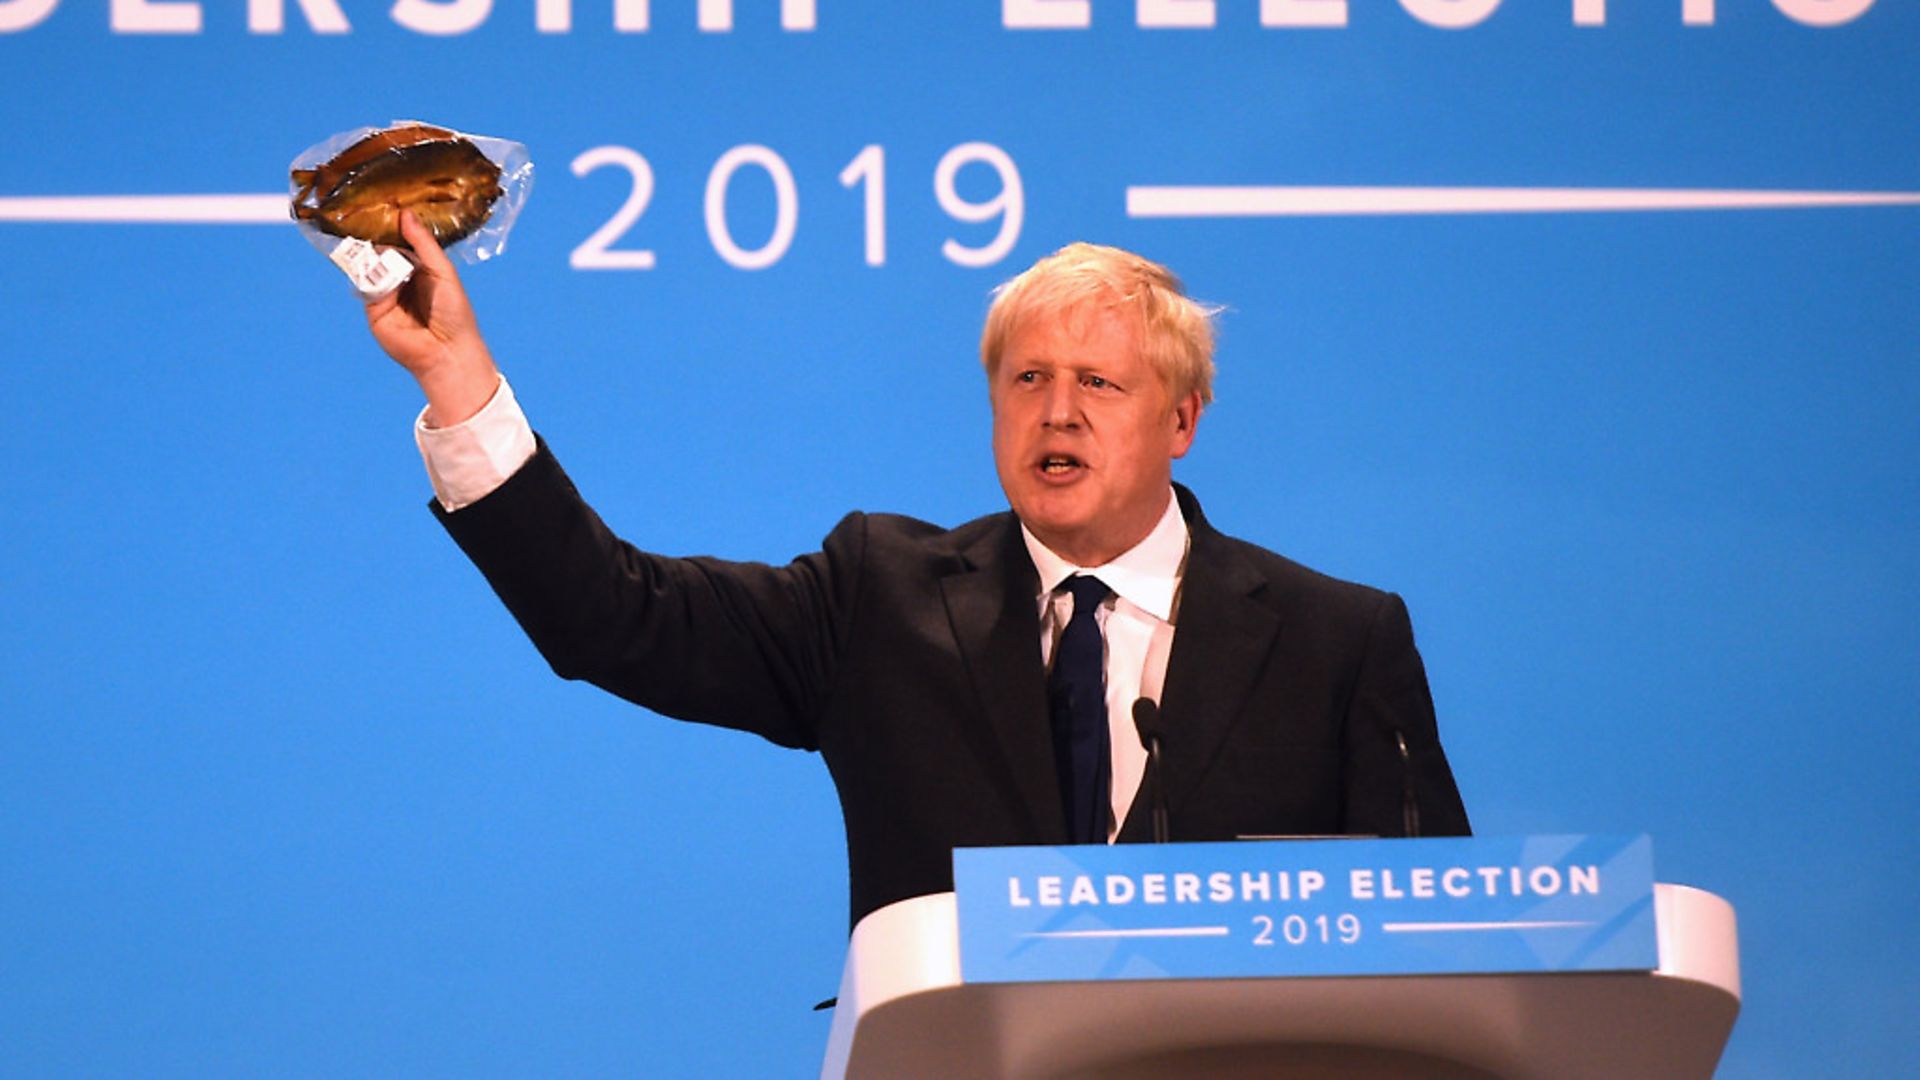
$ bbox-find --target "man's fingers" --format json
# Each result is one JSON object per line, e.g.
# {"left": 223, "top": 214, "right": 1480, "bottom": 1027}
{"left": 398, "top": 210, "right": 460, "bottom": 281}
{"left": 362, "top": 283, "right": 400, "bottom": 320}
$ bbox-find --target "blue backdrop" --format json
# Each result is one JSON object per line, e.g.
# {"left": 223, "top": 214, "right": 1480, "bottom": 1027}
{"left": 3, "top": 2, "right": 1915, "bottom": 1075}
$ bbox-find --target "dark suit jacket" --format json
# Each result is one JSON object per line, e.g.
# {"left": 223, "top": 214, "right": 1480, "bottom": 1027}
{"left": 436, "top": 440, "right": 1469, "bottom": 929}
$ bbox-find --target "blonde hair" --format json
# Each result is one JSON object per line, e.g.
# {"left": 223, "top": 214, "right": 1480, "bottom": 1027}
{"left": 980, "top": 242, "right": 1218, "bottom": 407}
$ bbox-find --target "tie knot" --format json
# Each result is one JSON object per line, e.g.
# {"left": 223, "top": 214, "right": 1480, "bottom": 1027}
{"left": 1060, "top": 574, "right": 1110, "bottom": 614}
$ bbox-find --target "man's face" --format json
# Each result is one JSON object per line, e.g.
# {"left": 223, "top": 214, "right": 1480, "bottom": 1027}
{"left": 990, "top": 306, "right": 1201, "bottom": 566}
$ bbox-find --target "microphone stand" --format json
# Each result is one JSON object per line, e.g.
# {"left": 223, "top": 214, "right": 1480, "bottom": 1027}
{"left": 1132, "top": 698, "right": 1170, "bottom": 844}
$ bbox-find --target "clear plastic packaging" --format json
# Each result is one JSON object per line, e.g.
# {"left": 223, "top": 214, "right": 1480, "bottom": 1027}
{"left": 289, "top": 120, "right": 534, "bottom": 294}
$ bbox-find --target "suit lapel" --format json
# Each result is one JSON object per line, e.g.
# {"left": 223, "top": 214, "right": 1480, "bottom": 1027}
{"left": 1118, "top": 487, "right": 1282, "bottom": 840}
{"left": 938, "top": 518, "right": 1066, "bottom": 843}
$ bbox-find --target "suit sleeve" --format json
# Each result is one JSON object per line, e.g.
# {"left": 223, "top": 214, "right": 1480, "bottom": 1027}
{"left": 1341, "top": 593, "right": 1471, "bottom": 837}
{"left": 431, "top": 438, "right": 861, "bottom": 751}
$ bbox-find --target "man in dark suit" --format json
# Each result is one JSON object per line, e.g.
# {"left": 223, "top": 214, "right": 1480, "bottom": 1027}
{"left": 364, "top": 212, "right": 1469, "bottom": 930}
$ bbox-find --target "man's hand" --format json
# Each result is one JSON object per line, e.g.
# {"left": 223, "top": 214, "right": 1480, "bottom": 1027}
{"left": 363, "top": 210, "right": 501, "bottom": 428}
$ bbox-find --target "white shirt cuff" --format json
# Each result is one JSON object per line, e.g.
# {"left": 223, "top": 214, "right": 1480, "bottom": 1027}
{"left": 414, "top": 375, "right": 537, "bottom": 512}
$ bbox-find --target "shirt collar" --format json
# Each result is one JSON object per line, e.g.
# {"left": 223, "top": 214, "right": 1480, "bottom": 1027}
{"left": 1021, "top": 488, "right": 1189, "bottom": 622}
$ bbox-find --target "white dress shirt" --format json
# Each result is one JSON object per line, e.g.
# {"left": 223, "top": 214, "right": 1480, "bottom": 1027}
{"left": 1022, "top": 493, "right": 1187, "bottom": 843}
{"left": 415, "top": 377, "right": 1190, "bottom": 842}
{"left": 413, "top": 375, "right": 536, "bottom": 512}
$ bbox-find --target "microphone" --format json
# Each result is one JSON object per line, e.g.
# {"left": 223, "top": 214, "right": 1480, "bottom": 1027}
{"left": 1396, "top": 730, "right": 1422, "bottom": 839}
{"left": 1132, "top": 698, "right": 1170, "bottom": 844}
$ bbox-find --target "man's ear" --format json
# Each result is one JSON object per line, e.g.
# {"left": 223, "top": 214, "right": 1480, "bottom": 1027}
{"left": 1168, "top": 390, "right": 1203, "bottom": 458}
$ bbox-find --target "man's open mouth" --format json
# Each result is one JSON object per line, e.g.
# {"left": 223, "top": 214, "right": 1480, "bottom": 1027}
{"left": 1039, "top": 455, "right": 1083, "bottom": 475}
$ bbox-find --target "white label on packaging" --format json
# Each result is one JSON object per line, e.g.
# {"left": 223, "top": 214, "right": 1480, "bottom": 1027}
{"left": 328, "top": 236, "right": 415, "bottom": 298}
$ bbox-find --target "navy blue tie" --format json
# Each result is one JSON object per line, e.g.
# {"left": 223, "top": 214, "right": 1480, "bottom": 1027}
{"left": 1049, "top": 575, "right": 1111, "bottom": 844}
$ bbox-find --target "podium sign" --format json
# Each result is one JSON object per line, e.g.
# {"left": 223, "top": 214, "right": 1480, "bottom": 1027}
{"left": 953, "top": 834, "right": 1656, "bottom": 984}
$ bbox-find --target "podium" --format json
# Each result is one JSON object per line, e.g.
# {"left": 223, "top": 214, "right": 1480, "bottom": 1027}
{"left": 821, "top": 882, "right": 1739, "bottom": 1079}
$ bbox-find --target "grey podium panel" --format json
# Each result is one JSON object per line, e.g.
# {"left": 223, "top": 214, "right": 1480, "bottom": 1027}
{"left": 823, "top": 884, "right": 1739, "bottom": 1080}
